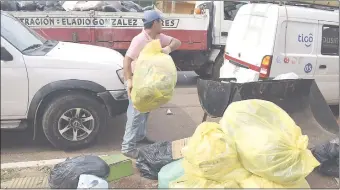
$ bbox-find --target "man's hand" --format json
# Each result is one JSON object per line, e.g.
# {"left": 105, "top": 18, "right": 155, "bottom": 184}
{"left": 161, "top": 46, "right": 172, "bottom": 54}
{"left": 126, "top": 79, "right": 133, "bottom": 98}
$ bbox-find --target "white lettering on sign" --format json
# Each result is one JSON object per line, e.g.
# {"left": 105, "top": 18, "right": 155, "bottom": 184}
{"left": 17, "top": 17, "right": 179, "bottom": 28}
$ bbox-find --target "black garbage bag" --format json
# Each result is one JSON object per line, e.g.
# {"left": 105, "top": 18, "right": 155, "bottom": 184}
{"left": 102, "top": 5, "right": 121, "bottom": 12}
{"left": 136, "top": 141, "right": 174, "bottom": 180}
{"left": 121, "top": 1, "right": 143, "bottom": 12}
{"left": 36, "top": 1, "right": 65, "bottom": 11}
{"left": 17, "top": 1, "right": 37, "bottom": 11}
{"left": 0, "top": 1, "right": 19, "bottom": 11}
{"left": 102, "top": 1, "right": 122, "bottom": 12}
{"left": 48, "top": 155, "right": 110, "bottom": 189}
{"left": 311, "top": 138, "right": 339, "bottom": 177}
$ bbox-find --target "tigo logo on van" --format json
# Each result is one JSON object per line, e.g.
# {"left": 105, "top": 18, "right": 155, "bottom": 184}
{"left": 298, "top": 33, "right": 313, "bottom": 47}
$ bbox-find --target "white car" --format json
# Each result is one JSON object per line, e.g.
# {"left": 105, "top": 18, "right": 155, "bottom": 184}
{"left": 1, "top": 11, "right": 128, "bottom": 150}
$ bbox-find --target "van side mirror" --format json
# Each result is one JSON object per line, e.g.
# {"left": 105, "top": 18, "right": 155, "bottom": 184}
{"left": 1, "top": 47, "right": 13, "bottom": 61}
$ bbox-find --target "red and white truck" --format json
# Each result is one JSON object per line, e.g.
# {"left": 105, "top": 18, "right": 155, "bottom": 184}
{"left": 8, "top": 1, "right": 248, "bottom": 78}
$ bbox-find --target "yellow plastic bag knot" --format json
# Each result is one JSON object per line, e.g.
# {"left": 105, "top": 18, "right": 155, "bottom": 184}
{"left": 296, "top": 134, "right": 308, "bottom": 150}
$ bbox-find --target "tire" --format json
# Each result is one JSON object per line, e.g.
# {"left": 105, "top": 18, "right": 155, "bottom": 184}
{"left": 42, "top": 92, "right": 106, "bottom": 150}
{"left": 212, "top": 54, "right": 224, "bottom": 80}
{"left": 194, "top": 64, "right": 212, "bottom": 79}
{"left": 194, "top": 68, "right": 210, "bottom": 78}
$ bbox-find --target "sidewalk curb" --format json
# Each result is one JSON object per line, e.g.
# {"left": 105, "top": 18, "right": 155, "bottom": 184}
{"left": 1, "top": 158, "right": 67, "bottom": 170}
{"left": 1, "top": 154, "right": 109, "bottom": 170}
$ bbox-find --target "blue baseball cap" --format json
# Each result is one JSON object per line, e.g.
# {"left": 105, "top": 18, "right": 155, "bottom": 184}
{"left": 143, "top": 10, "right": 163, "bottom": 24}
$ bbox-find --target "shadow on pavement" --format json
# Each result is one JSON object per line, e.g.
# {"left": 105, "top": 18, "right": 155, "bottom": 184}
{"left": 1, "top": 101, "right": 201, "bottom": 162}
{"left": 0, "top": 114, "right": 127, "bottom": 162}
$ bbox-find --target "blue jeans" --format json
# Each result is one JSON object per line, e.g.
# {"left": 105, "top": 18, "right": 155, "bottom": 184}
{"left": 121, "top": 99, "right": 150, "bottom": 153}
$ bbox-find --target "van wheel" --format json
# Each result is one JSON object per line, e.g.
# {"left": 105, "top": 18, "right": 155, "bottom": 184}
{"left": 42, "top": 92, "right": 106, "bottom": 150}
{"left": 212, "top": 54, "right": 224, "bottom": 80}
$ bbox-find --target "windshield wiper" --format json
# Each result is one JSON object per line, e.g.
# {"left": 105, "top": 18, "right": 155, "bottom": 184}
{"left": 22, "top": 44, "right": 42, "bottom": 52}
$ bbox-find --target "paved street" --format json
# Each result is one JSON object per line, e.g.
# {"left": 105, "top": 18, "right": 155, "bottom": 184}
{"left": 1, "top": 71, "right": 206, "bottom": 163}
{"left": 1, "top": 71, "right": 339, "bottom": 164}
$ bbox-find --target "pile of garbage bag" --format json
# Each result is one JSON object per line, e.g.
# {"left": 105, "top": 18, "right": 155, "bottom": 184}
{"left": 49, "top": 155, "right": 110, "bottom": 189}
{"left": 0, "top": 1, "right": 155, "bottom": 12}
{"left": 158, "top": 99, "right": 320, "bottom": 188}
{"left": 131, "top": 40, "right": 177, "bottom": 113}
{"left": 0, "top": 1, "right": 65, "bottom": 11}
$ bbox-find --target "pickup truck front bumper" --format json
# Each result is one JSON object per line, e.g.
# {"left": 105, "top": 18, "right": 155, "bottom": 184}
{"left": 98, "top": 90, "right": 128, "bottom": 117}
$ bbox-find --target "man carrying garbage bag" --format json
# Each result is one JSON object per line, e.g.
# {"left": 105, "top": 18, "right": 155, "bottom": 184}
{"left": 122, "top": 10, "right": 181, "bottom": 159}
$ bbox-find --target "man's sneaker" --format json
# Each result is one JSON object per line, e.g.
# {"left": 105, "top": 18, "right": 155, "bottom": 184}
{"left": 122, "top": 149, "right": 139, "bottom": 159}
{"left": 137, "top": 137, "right": 155, "bottom": 144}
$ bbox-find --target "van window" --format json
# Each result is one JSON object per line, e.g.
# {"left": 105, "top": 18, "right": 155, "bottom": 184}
{"left": 223, "top": 1, "right": 247, "bottom": 21}
{"left": 321, "top": 25, "right": 339, "bottom": 56}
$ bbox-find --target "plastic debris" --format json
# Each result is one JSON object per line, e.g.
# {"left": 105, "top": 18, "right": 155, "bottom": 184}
{"left": 274, "top": 72, "right": 299, "bottom": 80}
{"left": 166, "top": 109, "right": 173, "bottom": 115}
{"left": 77, "top": 174, "right": 109, "bottom": 189}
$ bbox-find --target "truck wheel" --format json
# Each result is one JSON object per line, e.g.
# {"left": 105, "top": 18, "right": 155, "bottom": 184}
{"left": 212, "top": 54, "right": 224, "bottom": 80}
{"left": 42, "top": 92, "right": 106, "bottom": 150}
{"left": 194, "top": 69, "right": 211, "bottom": 78}
{"left": 195, "top": 64, "right": 212, "bottom": 78}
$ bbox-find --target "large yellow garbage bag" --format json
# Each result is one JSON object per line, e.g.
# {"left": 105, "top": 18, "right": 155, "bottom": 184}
{"left": 182, "top": 122, "right": 250, "bottom": 183}
{"left": 239, "top": 175, "right": 310, "bottom": 188}
{"left": 169, "top": 175, "right": 241, "bottom": 188}
{"left": 220, "top": 99, "right": 320, "bottom": 185}
{"left": 131, "top": 39, "right": 177, "bottom": 113}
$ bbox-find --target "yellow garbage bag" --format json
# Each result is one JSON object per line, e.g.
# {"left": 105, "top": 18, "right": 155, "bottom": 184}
{"left": 182, "top": 122, "right": 250, "bottom": 182}
{"left": 131, "top": 39, "right": 177, "bottom": 113}
{"left": 169, "top": 175, "right": 241, "bottom": 188}
{"left": 239, "top": 175, "right": 310, "bottom": 189}
{"left": 220, "top": 99, "right": 320, "bottom": 185}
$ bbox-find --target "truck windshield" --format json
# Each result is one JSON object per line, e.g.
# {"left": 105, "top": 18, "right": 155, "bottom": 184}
{"left": 1, "top": 13, "right": 47, "bottom": 52}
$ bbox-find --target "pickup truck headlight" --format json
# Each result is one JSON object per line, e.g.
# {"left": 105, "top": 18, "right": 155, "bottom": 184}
{"left": 116, "top": 68, "right": 124, "bottom": 84}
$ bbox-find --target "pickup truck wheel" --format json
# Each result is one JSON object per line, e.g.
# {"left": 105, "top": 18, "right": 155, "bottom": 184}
{"left": 212, "top": 54, "right": 224, "bottom": 80}
{"left": 42, "top": 92, "right": 106, "bottom": 150}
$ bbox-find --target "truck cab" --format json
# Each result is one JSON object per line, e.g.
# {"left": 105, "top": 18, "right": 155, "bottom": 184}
{"left": 192, "top": 0, "right": 250, "bottom": 78}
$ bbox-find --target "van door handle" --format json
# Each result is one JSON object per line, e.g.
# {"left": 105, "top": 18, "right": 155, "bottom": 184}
{"left": 319, "top": 65, "right": 326, "bottom": 69}
{"left": 221, "top": 32, "right": 228, "bottom": 36}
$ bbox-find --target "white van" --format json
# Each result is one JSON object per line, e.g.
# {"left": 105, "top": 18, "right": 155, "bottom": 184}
{"left": 1, "top": 11, "right": 128, "bottom": 149}
{"left": 220, "top": 3, "right": 339, "bottom": 105}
